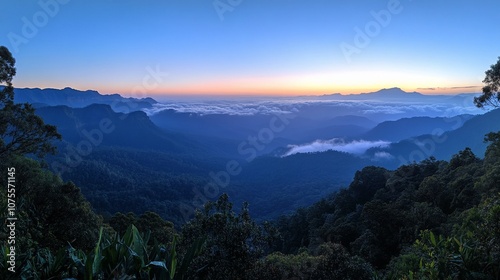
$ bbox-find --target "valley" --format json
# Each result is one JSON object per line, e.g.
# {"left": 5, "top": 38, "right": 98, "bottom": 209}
{"left": 19, "top": 86, "right": 492, "bottom": 224}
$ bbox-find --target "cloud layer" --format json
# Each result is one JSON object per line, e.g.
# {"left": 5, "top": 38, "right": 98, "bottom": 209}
{"left": 144, "top": 95, "right": 483, "bottom": 118}
{"left": 143, "top": 100, "right": 295, "bottom": 116}
{"left": 284, "top": 139, "right": 391, "bottom": 157}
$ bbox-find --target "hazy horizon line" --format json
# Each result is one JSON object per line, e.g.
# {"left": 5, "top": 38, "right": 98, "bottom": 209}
{"left": 9, "top": 85, "right": 482, "bottom": 99}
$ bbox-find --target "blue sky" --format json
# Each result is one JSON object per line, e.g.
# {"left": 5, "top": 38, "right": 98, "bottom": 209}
{"left": 1, "top": 0, "right": 499, "bottom": 96}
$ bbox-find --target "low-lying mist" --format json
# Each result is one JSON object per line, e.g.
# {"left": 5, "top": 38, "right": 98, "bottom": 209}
{"left": 283, "top": 139, "right": 391, "bottom": 157}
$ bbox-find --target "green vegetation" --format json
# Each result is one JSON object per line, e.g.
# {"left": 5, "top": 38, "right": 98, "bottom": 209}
{"left": 0, "top": 46, "right": 61, "bottom": 160}
{"left": 0, "top": 223, "right": 203, "bottom": 280}
{"left": 275, "top": 141, "right": 500, "bottom": 278}
{"left": 180, "top": 194, "right": 279, "bottom": 279}
{"left": 474, "top": 56, "right": 500, "bottom": 109}
{"left": 3, "top": 145, "right": 499, "bottom": 278}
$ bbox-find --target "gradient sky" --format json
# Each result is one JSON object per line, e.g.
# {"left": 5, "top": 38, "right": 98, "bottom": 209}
{"left": 1, "top": 0, "right": 499, "bottom": 96}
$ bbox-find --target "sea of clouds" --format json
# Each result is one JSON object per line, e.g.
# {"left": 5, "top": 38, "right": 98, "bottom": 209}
{"left": 144, "top": 95, "right": 483, "bottom": 117}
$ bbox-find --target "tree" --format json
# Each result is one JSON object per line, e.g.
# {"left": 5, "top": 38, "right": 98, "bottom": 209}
{"left": 484, "top": 131, "right": 500, "bottom": 162}
{"left": 0, "top": 47, "right": 15, "bottom": 104}
{"left": 137, "top": 211, "right": 175, "bottom": 245}
{"left": 349, "top": 166, "right": 389, "bottom": 204}
{"left": 180, "top": 194, "right": 278, "bottom": 279}
{"left": 250, "top": 243, "right": 373, "bottom": 280}
{"left": 448, "top": 147, "right": 479, "bottom": 169}
{"left": 0, "top": 46, "right": 61, "bottom": 160}
{"left": 311, "top": 243, "right": 373, "bottom": 280}
{"left": 474, "top": 56, "right": 500, "bottom": 108}
{"left": 109, "top": 211, "right": 176, "bottom": 245}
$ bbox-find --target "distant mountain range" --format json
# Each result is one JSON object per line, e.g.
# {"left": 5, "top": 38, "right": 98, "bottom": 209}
{"left": 321, "top": 87, "right": 478, "bottom": 102}
{"left": 6, "top": 86, "right": 157, "bottom": 113}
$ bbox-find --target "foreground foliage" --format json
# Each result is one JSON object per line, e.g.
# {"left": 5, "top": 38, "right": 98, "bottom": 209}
{"left": 0, "top": 224, "right": 204, "bottom": 279}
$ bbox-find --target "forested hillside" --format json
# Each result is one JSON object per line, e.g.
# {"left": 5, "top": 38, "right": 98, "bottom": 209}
{"left": 2, "top": 132, "right": 499, "bottom": 279}
{"left": 274, "top": 140, "right": 500, "bottom": 278}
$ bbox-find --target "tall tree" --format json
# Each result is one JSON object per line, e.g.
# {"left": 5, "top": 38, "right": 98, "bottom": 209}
{"left": 181, "top": 194, "right": 277, "bottom": 279}
{"left": 474, "top": 56, "right": 500, "bottom": 108}
{"left": 0, "top": 46, "right": 61, "bottom": 159}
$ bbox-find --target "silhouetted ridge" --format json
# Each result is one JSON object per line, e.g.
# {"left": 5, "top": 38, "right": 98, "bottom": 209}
{"left": 5, "top": 86, "right": 157, "bottom": 113}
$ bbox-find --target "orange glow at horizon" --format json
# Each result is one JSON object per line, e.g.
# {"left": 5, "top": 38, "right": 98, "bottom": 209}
{"left": 112, "top": 71, "right": 483, "bottom": 97}
{"left": 15, "top": 74, "right": 482, "bottom": 97}
{"left": 15, "top": 81, "right": 482, "bottom": 98}
{"left": 115, "top": 85, "right": 482, "bottom": 98}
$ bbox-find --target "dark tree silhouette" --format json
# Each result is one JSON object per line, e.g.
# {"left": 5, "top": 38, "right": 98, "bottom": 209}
{"left": 474, "top": 57, "right": 500, "bottom": 108}
{"left": 0, "top": 46, "right": 61, "bottom": 159}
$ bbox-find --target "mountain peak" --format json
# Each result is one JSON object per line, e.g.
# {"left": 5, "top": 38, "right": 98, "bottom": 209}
{"left": 321, "top": 87, "right": 423, "bottom": 99}
{"left": 372, "top": 87, "right": 421, "bottom": 96}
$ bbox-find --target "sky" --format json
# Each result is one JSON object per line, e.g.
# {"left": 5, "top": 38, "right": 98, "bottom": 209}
{"left": 1, "top": 0, "right": 500, "bottom": 97}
